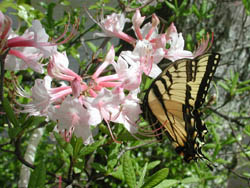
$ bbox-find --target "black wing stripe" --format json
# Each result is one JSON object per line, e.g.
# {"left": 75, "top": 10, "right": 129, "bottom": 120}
{"left": 143, "top": 53, "right": 220, "bottom": 162}
{"left": 195, "top": 53, "right": 220, "bottom": 109}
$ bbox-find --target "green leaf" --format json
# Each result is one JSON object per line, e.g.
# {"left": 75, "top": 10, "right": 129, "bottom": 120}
{"left": 53, "top": 132, "right": 73, "bottom": 155}
{"left": 243, "top": 0, "right": 250, "bottom": 15}
{"left": 86, "top": 42, "right": 98, "bottom": 53}
{"left": 237, "top": 86, "right": 250, "bottom": 93}
{"left": 123, "top": 152, "right": 136, "bottom": 188}
{"left": 201, "top": 0, "right": 208, "bottom": 16}
{"left": 243, "top": 172, "right": 250, "bottom": 178}
{"left": 165, "top": 1, "right": 176, "bottom": 11}
{"left": 147, "top": 160, "right": 161, "bottom": 170}
{"left": 0, "top": 0, "right": 17, "bottom": 12}
{"left": 244, "top": 124, "right": 250, "bottom": 137}
{"left": 218, "top": 81, "right": 230, "bottom": 91}
{"left": 137, "top": 162, "right": 148, "bottom": 188}
{"left": 109, "top": 165, "right": 124, "bottom": 181}
{"left": 64, "top": 142, "right": 73, "bottom": 156}
{"left": 107, "top": 143, "right": 121, "bottom": 170}
{"left": 181, "top": 177, "right": 200, "bottom": 184}
{"left": 3, "top": 98, "right": 19, "bottom": 127}
{"left": 8, "top": 127, "right": 22, "bottom": 139}
{"left": 179, "top": 0, "right": 188, "bottom": 10}
{"left": 154, "top": 179, "right": 179, "bottom": 188}
{"left": 221, "top": 137, "right": 237, "bottom": 146}
{"left": 192, "top": 5, "right": 201, "bottom": 19}
{"left": 79, "top": 137, "right": 105, "bottom": 156}
{"left": 28, "top": 162, "right": 46, "bottom": 188}
{"left": 47, "top": 2, "right": 56, "bottom": 27}
{"left": 73, "top": 137, "right": 83, "bottom": 158}
{"left": 141, "top": 168, "right": 169, "bottom": 188}
{"left": 91, "top": 162, "right": 107, "bottom": 173}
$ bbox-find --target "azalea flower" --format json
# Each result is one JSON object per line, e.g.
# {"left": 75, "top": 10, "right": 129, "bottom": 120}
{"left": 4, "top": 20, "right": 57, "bottom": 73}
{"left": 113, "top": 55, "right": 142, "bottom": 90}
{"left": 17, "top": 76, "right": 53, "bottom": 116}
{"left": 164, "top": 23, "right": 193, "bottom": 61}
{"left": 0, "top": 11, "right": 78, "bottom": 73}
{"left": 84, "top": 87, "right": 141, "bottom": 134}
{"left": 165, "top": 23, "right": 213, "bottom": 61}
{"left": 52, "top": 96, "right": 94, "bottom": 145}
{"left": 93, "top": 12, "right": 135, "bottom": 43}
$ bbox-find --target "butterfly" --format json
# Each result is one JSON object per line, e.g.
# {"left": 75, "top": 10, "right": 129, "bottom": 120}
{"left": 142, "top": 53, "right": 221, "bottom": 162}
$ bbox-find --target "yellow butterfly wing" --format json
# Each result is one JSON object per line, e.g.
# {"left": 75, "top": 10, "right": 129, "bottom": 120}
{"left": 143, "top": 53, "right": 220, "bottom": 162}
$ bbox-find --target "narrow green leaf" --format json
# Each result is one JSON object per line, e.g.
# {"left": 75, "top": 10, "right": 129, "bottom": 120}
{"left": 103, "top": 6, "right": 117, "bottom": 12}
{"left": 243, "top": 124, "right": 250, "bottom": 137}
{"left": 47, "top": 2, "right": 56, "bottom": 27}
{"left": 86, "top": 42, "right": 98, "bottom": 53}
{"left": 8, "top": 127, "right": 22, "bottom": 139}
{"left": 201, "top": 0, "right": 208, "bottom": 16}
{"left": 231, "top": 72, "right": 239, "bottom": 91}
{"left": 137, "top": 162, "right": 148, "bottom": 188}
{"left": 181, "top": 177, "right": 200, "bottom": 184}
{"left": 64, "top": 142, "right": 73, "bottom": 156}
{"left": 123, "top": 152, "right": 136, "bottom": 188}
{"left": 91, "top": 162, "right": 107, "bottom": 173}
{"left": 218, "top": 81, "right": 229, "bottom": 91}
{"left": 73, "top": 137, "right": 83, "bottom": 158}
{"left": 154, "top": 179, "right": 179, "bottom": 188}
{"left": 80, "top": 137, "right": 105, "bottom": 156}
{"left": 53, "top": 132, "right": 73, "bottom": 155}
{"left": 107, "top": 143, "right": 121, "bottom": 170}
{"left": 179, "top": 0, "right": 188, "bottom": 10}
{"left": 28, "top": 162, "right": 46, "bottom": 188}
{"left": 221, "top": 137, "right": 236, "bottom": 146}
{"left": 109, "top": 165, "right": 124, "bottom": 181}
{"left": 141, "top": 168, "right": 169, "bottom": 188}
{"left": 165, "top": 1, "right": 176, "bottom": 11}
{"left": 239, "top": 79, "right": 250, "bottom": 86}
{"left": 53, "top": 132, "right": 65, "bottom": 148}
{"left": 237, "top": 86, "right": 250, "bottom": 93}
{"left": 147, "top": 160, "right": 161, "bottom": 170}
{"left": 0, "top": 0, "right": 17, "bottom": 12}
{"left": 243, "top": 0, "right": 250, "bottom": 15}
{"left": 3, "top": 98, "right": 19, "bottom": 127}
{"left": 192, "top": 5, "right": 200, "bottom": 19}
{"left": 243, "top": 172, "right": 250, "bottom": 178}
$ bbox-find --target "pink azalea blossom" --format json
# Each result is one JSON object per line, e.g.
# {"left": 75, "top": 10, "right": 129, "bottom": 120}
{"left": 84, "top": 87, "right": 141, "bottom": 134}
{"left": 165, "top": 23, "right": 212, "bottom": 61}
{"left": 4, "top": 20, "right": 57, "bottom": 73}
{"left": 18, "top": 76, "right": 73, "bottom": 117}
{"left": 48, "top": 51, "right": 81, "bottom": 81}
{"left": 112, "top": 88, "right": 141, "bottom": 133}
{"left": 52, "top": 96, "right": 94, "bottom": 145}
{"left": 164, "top": 23, "right": 193, "bottom": 61}
{"left": 90, "top": 46, "right": 121, "bottom": 92}
{"left": 113, "top": 55, "right": 142, "bottom": 90}
{"left": 93, "top": 12, "right": 135, "bottom": 44}
{"left": 18, "top": 76, "right": 53, "bottom": 116}
{"left": 0, "top": 10, "right": 77, "bottom": 73}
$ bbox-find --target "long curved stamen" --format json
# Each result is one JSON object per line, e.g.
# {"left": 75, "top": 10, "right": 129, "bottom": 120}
{"left": 105, "top": 117, "right": 122, "bottom": 144}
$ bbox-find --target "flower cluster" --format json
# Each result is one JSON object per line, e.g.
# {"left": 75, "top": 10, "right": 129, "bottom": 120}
{"left": 1, "top": 9, "right": 212, "bottom": 145}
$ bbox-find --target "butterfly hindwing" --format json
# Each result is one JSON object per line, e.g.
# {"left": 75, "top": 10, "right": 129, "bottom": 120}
{"left": 143, "top": 53, "right": 220, "bottom": 162}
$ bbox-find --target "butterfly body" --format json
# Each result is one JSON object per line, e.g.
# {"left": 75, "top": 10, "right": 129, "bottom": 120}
{"left": 143, "top": 53, "right": 221, "bottom": 162}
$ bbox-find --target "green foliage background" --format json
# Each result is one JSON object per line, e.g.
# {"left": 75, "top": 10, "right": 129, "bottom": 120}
{"left": 0, "top": 0, "right": 249, "bottom": 187}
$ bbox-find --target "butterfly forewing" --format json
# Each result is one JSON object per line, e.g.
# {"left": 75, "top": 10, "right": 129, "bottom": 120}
{"left": 143, "top": 53, "right": 220, "bottom": 162}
